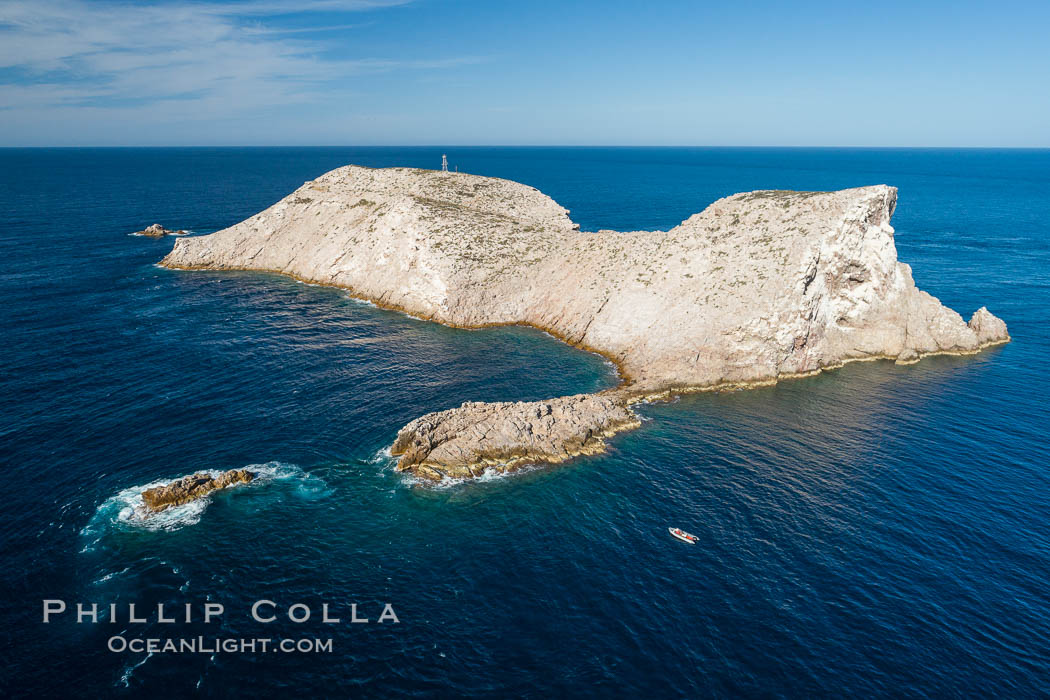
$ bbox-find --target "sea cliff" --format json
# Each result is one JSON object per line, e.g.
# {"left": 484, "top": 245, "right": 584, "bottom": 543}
{"left": 161, "top": 165, "right": 1009, "bottom": 480}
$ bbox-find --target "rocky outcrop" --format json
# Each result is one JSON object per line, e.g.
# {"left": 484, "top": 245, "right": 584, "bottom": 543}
{"left": 968, "top": 306, "right": 1011, "bottom": 347}
{"left": 391, "top": 393, "right": 641, "bottom": 480}
{"left": 160, "top": 165, "right": 1009, "bottom": 480}
{"left": 141, "top": 469, "right": 255, "bottom": 512}
{"left": 134, "top": 223, "right": 185, "bottom": 237}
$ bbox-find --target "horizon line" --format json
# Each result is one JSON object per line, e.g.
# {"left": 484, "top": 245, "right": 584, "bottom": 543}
{"left": 2, "top": 144, "right": 1050, "bottom": 150}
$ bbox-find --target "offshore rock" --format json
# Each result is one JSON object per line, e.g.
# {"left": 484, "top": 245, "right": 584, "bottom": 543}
{"left": 390, "top": 393, "right": 640, "bottom": 480}
{"left": 141, "top": 469, "right": 255, "bottom": 512}
{"left": 160, "top": 165, "right": 1009, "bottom": 480}
{"left": 134, "top": 223, "right": 185, "bottom": 237}
{"left": 968, "top": 306, "right": 1011, "bottom": 347}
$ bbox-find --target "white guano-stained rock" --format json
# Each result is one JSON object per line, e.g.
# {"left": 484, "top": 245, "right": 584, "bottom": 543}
{"left": 161, "top": 165, "right": 1009, "bottom": 480}
{"left": 967, "top": 306, "right": 1011, "bottom": 347}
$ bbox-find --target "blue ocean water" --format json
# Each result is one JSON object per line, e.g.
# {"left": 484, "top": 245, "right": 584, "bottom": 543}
{"left": 1, "top": 147, "right": 1048, "bottom": 697}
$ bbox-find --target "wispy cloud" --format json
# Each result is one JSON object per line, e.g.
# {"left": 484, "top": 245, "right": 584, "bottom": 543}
{"left": 241, "top": 22, "right": 373, "bottom": 35}
{"left": 0, "top": 0, "right": 482, "bottom": 137}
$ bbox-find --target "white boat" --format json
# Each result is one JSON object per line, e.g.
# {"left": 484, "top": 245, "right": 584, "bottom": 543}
{"left": 668, "top": 527, "right": 698, "bottom": 544}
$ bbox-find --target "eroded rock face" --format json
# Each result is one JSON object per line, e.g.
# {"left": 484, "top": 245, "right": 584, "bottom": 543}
{"left": 160, "top": 165, "right": 1010, "bottom": 480}
{"left": 135, "top": 223, "right": 185, "bottom": 237}
{"left": 391, "top": 393, "right": 640, "bottom": 481}
{"left": 141, "top": 469, "right": 255, "bottom": 512}
{"left": 968, "top": 306, "right": 1011, "bottom": 347}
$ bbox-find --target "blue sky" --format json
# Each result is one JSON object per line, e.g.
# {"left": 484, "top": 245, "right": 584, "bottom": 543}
{"left": 0, "top": 0, "right": 1048, "bottom": 146}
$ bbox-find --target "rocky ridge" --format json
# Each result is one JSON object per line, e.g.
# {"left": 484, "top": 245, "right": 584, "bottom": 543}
{"left": 161, "top": 165, "right": 1009, "bottom": 481}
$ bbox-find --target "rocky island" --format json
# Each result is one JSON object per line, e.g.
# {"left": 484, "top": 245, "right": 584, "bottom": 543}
{"left": 391, "top": 393, "right": 642, "bottom": 481}
{"left": 161, "top": 165, "right": 1009, "bottom": 481}
{"left": 133, "top": 223, "right": 186, "bottom": 237}
{"left": 141, "top": 469, "right": 255, "bottom": 512}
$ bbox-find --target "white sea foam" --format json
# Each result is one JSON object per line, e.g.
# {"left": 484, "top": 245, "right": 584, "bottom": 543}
{"left": 127, "top": 230, "right": 191, "bottom": 238}
{"left": 92, "top": 566, "right": 131, "bottom": 585}
{"left": 119, "top": 651, "right": 154, "bottom": 688}
{"left": 375, "top": 441, "right": 546, "bottom": 488}
{"left": 81, "top": 462, "right": 323, "bottom": 541}
{"left": 398, "top": 461, "right": 544, "bottom": 489}
{"left": 346, "top": 293, "right": 376, "bottom": 307}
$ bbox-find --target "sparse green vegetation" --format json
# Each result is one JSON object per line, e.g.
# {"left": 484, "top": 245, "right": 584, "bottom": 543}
{"left": 736, "top": 190, "right": 827, "bottom": 203}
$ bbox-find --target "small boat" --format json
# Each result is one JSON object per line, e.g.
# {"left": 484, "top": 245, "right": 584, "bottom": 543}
{"left": 668, "top": 527, "right": 698, "bottom": 544}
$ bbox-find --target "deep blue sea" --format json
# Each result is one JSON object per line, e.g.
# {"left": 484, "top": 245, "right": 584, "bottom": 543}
{"left": 2, "top": 147, "right": 1049, "bottom": 697}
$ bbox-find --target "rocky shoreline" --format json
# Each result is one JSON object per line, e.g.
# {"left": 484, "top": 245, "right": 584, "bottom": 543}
{"left": 160, "top": 165, "right": 1009, "bottom": 481}
{"left": 390, "top": 392, "right": 641, "bottom": 481}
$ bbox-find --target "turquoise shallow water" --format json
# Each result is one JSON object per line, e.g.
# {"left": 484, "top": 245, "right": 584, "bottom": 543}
{"left": 1, "top": 147, "right": 1049, "bottom": 697}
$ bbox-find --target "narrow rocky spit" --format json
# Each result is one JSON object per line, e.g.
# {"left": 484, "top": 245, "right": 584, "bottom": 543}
{"left": 161, "top": 165, "right": 1009, "bottom": 481}
{"left": 391, "top": 393, "right": 640, "bottom": 481}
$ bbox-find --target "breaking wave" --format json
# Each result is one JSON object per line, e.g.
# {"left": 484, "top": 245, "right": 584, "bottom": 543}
{"left": 369, "top": 445, "right": 393, "bottom": 464}
{"left": 81, "top": 462, "right": 325, "bottom": 542}
{"left": 372, "top": 444, "right": 547, "bottom": 489}
{"left": 346, "top": 293, "right": 376, "bottom": 307}
{"left": 396, "top": 462, "right": 545, "bottom": 489}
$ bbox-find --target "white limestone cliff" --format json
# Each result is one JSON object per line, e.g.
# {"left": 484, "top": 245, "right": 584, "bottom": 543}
{"left": 161, "top": 165, "right": 1009, "bottom": 480}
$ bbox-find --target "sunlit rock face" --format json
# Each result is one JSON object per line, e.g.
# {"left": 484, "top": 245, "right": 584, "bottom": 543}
{"left": 141, "top": 469, "right": 255, "bottom": 512}
{"left": 162, "top": 165, "right": 1009, "bottom": 479}
{"left": 390, "top": 394, "right": 641, "bottom": 481}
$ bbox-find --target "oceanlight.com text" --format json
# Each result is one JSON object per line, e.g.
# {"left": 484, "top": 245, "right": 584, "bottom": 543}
{"left": 107, "top": 636, "right": 334, "bottom": 654}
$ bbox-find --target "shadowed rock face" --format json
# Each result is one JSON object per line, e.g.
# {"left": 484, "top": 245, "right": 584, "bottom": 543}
{"left": 141, "top": 469, "right": 255, "bottom": 512}
{"left": 161, "top": 165, "right": 1009, "bottom": 481}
